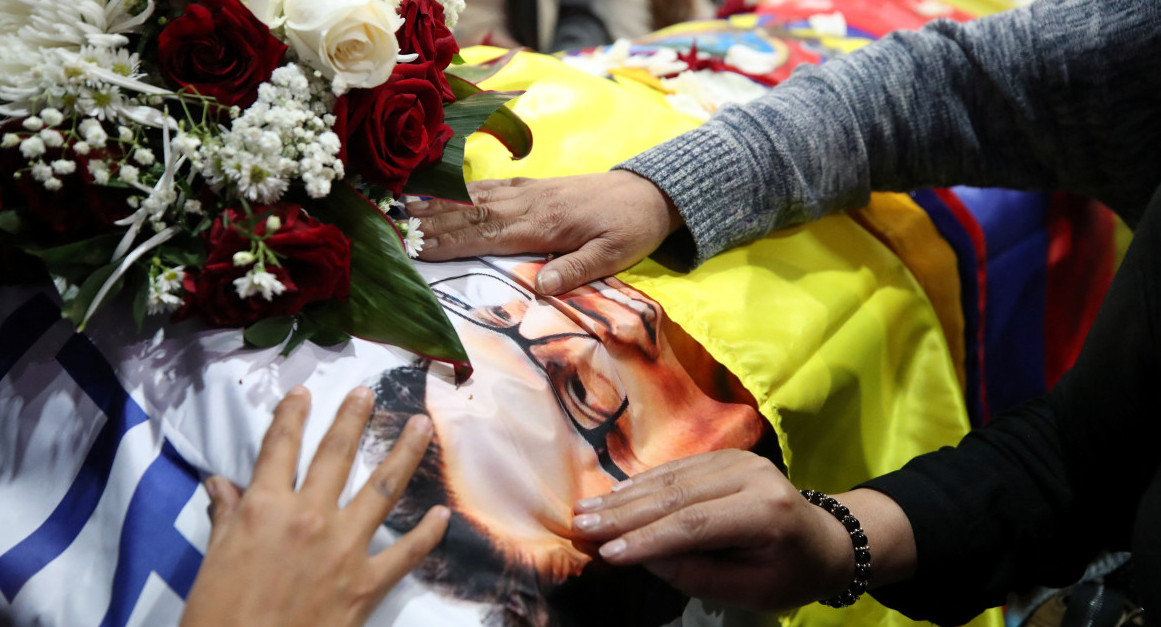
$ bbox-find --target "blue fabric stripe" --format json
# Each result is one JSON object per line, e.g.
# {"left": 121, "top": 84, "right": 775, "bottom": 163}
{"left": 99, "top": 440, "right": 202, "bottom": 627}
{"left": 0, "top": 333, "right": 150, "bottom": 601}
{"left": 0, "top": 293, "right": 60, "bottom": 381}
{"left": 910, "top": 189, "right": 984, "bottom": 426}
{"left": 951, "top": 187, "right": 1049, "bottom": 413}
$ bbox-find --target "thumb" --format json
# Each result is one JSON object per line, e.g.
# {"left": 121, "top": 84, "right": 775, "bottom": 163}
{"left": 204, "top": 476, "right": 242, "bottom": 536}
{"left": 535, "top": 239, "right": 628, "bottom": 295}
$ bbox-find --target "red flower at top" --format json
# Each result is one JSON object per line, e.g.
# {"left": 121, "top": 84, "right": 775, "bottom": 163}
{"left": 334, "top": 61, "right": 454, "bottom": 196}
{"left": 158, "top": 0, "right": 287, "bottom": 108}
{"left": 396, "top": 0, "right": 459, "bottom": 101}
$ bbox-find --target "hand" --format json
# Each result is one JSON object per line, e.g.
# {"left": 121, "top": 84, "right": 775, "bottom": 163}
{"left": 409, "top": 171, "right": 684, "bottom": 295}
{"left": 180, "top": 386, "right": 450, "bottom": 627}
{"left": 569, "top": 450, "right": 916, "bottom": 612}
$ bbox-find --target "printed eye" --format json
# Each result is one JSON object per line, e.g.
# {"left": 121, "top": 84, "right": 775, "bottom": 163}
{"left": 531, "top": 336, "right": 626, "bottom": 432}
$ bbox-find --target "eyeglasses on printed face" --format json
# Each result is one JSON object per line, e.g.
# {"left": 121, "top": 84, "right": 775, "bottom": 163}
{"left": 431, "top": 272, "right": 631, "bottom": 480}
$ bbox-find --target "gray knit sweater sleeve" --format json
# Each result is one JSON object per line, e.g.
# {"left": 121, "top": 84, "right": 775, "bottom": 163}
{"left": 616, "top": 0, "right": 1161, "bottom": 267}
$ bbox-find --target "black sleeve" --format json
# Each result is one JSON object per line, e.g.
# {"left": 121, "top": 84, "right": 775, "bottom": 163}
{"left": 863, "top": 183, "right": 1161, "bottom": 625}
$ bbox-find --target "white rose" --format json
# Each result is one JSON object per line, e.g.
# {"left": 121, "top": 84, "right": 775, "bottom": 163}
{"left": 282, "top": 0, "right": 403, "bottom": 93}
{"left": 241, "top": 0, "right": 286, "bottom": 26}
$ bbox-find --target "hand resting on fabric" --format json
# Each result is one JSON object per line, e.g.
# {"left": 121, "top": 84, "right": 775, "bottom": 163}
{"left": 410, "top": 171, "right": 683, "bottom": 296}
{"left": 180, "top": 386, "right": 450, "bottom": 627}
{"left": 569, "top": 449, "right": 918, "bottom": 612}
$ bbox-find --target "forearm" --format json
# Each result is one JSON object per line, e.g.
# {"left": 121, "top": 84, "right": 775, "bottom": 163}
{"left": 620, "top": 0, "right": 1161, "bottom": 265}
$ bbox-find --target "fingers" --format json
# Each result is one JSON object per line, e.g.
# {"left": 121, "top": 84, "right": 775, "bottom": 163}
{"left": 204, "top": 476, "right": 242, "bottom": 542}
{"left": 571, "top": 451, "right": 786, "bottom": 564}
{"left": 535, "top": 238, "right": 639, "bottom": 295}
{"left": 571, "top": 464, "right": 745, "bottom": 544}
{"left": 347, "top": 414, "right": 435, "bottom": 532}
{"left": 589, "top": 493, "right": 759, "bottom": 565}
{"left": 417, "top": 215, "right": 563, "bottom": 261}
{"left": 249, "top": 385, "right": 311, "bottom": 490}
{"left": 300, "top": 387, "right": 375, "bottom": 501}
{"left": 370, "top": 506, "right": 451, "bottom": 591}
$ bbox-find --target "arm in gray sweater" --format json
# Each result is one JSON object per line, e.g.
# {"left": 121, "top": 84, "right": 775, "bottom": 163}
{"left": 618, "top": 0, "right": 1161, "bottom": 266}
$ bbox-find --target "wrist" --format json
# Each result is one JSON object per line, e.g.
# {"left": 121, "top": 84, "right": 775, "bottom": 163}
{"left": 801, "top": 490, "right": 871, "bottom": 607}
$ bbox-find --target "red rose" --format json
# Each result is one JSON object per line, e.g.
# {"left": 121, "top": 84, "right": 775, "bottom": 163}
{"left": 182, "top": 203, "right": 351, "bottom": 326}
{"left": 396, "top": 0, "right": 459, "bottom": 101}
{"left": 158, "top": 0, "right": 286, "bottom": 108}
{"left": 334, "top": 62, "right": 454, "bottom": 196}
{"left": 0, "top": 122, "right": 132, "bottom": 239}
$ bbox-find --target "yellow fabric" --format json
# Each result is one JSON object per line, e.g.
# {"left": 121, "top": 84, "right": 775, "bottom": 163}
{"left": 851, "top": 196, "right": 967, "bottom": 390}
{"left": 462, "top": 47, "right": 1001, "bottom": 627}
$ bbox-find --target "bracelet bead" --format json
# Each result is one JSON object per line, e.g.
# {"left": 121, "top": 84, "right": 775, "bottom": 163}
{"left": 800, "top": 489, "right": 872, "bottom": 609}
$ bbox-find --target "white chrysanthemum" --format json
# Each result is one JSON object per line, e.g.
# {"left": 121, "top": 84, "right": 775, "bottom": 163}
{"left": 0, "top": 1, "right": 161, "bottom": 118}
{"left": 147, "top": 265, "right": 185, "bottom": 315}
{"left": 72, "top": 141, "right": 91, "bottom": 155}
{"left": 43, "top": 177, "right": 62, "bottom": 191}
{"left": 234, "top": 266, "right": 287, "bottom": 301}
{"left": 400, "top": 217, "right": 424, "bottom": 258}
{"left": 39, "top": 107, "right": 64, "bottom": 126}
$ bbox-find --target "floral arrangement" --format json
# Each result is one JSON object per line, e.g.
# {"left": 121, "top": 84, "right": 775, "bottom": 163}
{"left": 0, "top": 0, "right": 530, "bottom": 377}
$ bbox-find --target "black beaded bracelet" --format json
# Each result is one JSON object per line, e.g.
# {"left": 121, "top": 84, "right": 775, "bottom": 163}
{"left": 800, "top": 489, "right": 872, "bottom": 608}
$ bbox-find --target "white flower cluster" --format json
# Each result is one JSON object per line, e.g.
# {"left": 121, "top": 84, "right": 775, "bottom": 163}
{"left": 436, "top": 0, "right": 465, "bottom": 29}
{"left": 231, "top": 215, "right": 288, "bottom": 301}
{"left": 147, "top": 265, "right": 186, "bottom": 314}
{"left": 397, "top": 216, "right": 424, "bottom": 258}
{"left": 188, "top": 64, "right": 345, "bottom": 204}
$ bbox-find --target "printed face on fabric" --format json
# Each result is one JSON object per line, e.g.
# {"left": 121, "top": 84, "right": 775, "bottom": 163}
{"left": 357, "top": 261, "right": 769, "bottom": 626}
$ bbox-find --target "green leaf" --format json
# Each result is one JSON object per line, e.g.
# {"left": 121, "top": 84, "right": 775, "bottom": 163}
{"left": 444, "top": 48, "right": 520, "bottom": 84}
{"left": 22, "top": 233, "right": 122, "bottom": 286}
{"left": 243, "top": 316, "right": 295, "bottom": 348}
{"left": 446, "top": 75, "right": 533, "bottom": 160}
{"left": 404, "top": 136, "right": 470, "bottom": 202}
{"left": 309, "top": 182, "right": 470, "bottom": 376}
{"left": 404, "top": 89, "right": 527, "bottom": 201}
{"left": 309, "top": 326, "right": 350, "bottom": 347}
{"left": 0, "top": 211, "right": 21, "bottom": 235}
{"left": 451, "top": 53, "right": 467, "bottom": 65}
{"left": 281, "top": 318, "right": 316, "bottom": 357}
{"left": 61, "top": 262, "right": 122, "bottom": 328}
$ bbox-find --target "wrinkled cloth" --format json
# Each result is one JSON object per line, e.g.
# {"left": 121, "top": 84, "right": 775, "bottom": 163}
{"left": 863, "top": 181, "right": 1161, "bottom": 625}
{"left": 618, "top": 0, "right": 1161, "bottom": 265}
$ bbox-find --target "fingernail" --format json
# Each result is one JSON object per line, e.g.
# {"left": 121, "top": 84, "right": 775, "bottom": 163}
{"left": 350, "top": 386, "right": 372, "bottom": 400}
{"left": 575, "top": 496, "right": 602, "bottom": 510}
{"left": 287, "top": 385, "right": 309, "bottom": 397}
{"left": 409, "top": 414, "right": 433, "bottom": 435}
{"left": 203, "top": 477, "right": 218, "bottom": 499}
{"left": 434, "top": 505, "right": 451, "bottom": 521}
{"left": 537, "top": 270, "right": 562, "bottom": 294}
{"left": 599, "top": 538, "right": 626, "bottom": 558}
{"left": 408, "top": 201, "right": 430, "bottom": 214}
{"left": 422, "top": 238, "right": 438, "bottom": 250}
{"left": 611, "top": 479, "right": 632, "bottom": 492}
{"left": 573, "top": 513, "right": 600, "bottom": 530}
